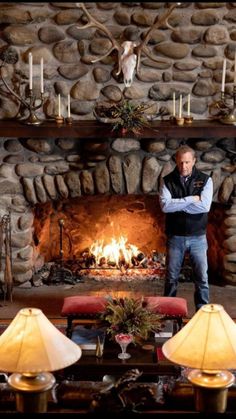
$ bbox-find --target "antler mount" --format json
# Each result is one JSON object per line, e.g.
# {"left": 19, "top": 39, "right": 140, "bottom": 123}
{"left": 76, "top": 3, "right": 181, "bottom": 87}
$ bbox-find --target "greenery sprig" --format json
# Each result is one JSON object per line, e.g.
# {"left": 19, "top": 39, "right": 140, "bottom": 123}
{"left": 111, "top": 100, "right": 150, "bottom": 134}
{"left": 94, "top": 99, "right": 152, "bottom": 135}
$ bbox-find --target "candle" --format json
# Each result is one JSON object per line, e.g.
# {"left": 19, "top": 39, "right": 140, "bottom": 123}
{"left": 67, "top": 94, "right": 71, "bottom": 118}
{"left": 40, "top": 57, "right": 44, "bottom": 94}
{"left": 173, "top": 92, "right": 176, "bottom": 117}
{"left": 234, "top": 51, "right": 236, "bottom": 85}
{"left": 29, "top": 52, "right": 33, "bottom": 90}
{"left": 178, "top": 94, "right": 182, "bottom": 118}
{"left": 58, "top": 94, "right": 61, "bottom": 117}
{"left": 187, "top": 93, "right": 190, "bottom": 116}
{"left": 221, "top": 58, "right": 226, "bottom": 92}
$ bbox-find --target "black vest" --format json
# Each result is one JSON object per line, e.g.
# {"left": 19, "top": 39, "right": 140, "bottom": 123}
{"left": 163, "top": 166, "right": 209, "bottom": 236}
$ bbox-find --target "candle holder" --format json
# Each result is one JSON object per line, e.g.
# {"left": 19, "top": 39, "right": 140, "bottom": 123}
{"left": 65, "top": 116, "right": 73, "bottom": 125}
{"left": 0, "top": 61, "right": 45, "bottom": 125}
{"left": 22, "top": 90, "right": 45, "bottom": 125}
{"left": 209, "top": 88, "right": 236, "bottom": 125}
{"left": 55, "top": 115, "right": 64, "bottom": 124}
{"left": 184, "top": 116, "right": 193, "bottom": 125}
{"left": 175, "top": 116, "right": 185, "bottom": 126}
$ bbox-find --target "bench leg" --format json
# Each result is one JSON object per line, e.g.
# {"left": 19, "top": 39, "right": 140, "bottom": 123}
{"left": 66, "top": 317, "right": 73, "bottom": 338}
{"left": 176, "top": 317, "right": 183, "bottom": 331}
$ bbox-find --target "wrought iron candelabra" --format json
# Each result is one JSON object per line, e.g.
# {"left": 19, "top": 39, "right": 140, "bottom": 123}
{"left": 0, "top": 60, "right": 44, "bottom": 125}
{"left": 209, "top": 87, "right": 236, "bottom": 125}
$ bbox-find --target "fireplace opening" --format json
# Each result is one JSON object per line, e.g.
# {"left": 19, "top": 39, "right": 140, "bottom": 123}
{"left": 32, "top": 196, "right": 227, "bottom": 285}
{"left": 33, "top": 195, "right": 167, "bottom": 283}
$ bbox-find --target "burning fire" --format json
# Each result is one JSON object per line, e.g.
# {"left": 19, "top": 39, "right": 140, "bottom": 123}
{"left": 90, "top": 236, "right": 140, "bottom": 268}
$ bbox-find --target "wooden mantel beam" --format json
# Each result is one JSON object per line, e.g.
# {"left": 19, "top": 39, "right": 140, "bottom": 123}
{"left": 0, "top": 119, "right": 235, "bottom": 139}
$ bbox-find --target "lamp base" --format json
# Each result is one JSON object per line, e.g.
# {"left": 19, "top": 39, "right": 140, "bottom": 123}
{"left": 8, "top": 372, "right": 56, "bottom": 413}
{"left": 188, "top": 369, "right": 235, "bottom": 413}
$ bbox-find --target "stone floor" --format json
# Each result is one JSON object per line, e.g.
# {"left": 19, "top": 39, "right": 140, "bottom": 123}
{"left": 0, "top": 277, "right": 236, "bottom": 320}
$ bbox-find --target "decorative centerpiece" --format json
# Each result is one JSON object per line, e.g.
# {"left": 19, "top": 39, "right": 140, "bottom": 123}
{"left": 101, "top": 296, "right": 163, "bottom": 344}
{"left": 94, "top": 99, "right": 155, "bottom": 136}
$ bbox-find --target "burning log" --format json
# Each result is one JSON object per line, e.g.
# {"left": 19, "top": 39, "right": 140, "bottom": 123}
{"left": 41, "top": 234, "right": 169, "bottom": 284}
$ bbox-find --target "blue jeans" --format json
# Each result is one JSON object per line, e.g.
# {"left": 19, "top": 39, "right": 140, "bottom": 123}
{"left": 164, "top": 235, "right": 209, "bottom": 310}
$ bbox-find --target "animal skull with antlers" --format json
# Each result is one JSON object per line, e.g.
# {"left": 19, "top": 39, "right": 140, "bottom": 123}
{"left": 76, "top": 3, "right": 181, "bottom": 88}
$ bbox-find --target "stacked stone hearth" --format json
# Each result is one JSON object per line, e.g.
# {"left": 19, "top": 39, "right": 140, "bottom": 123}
{"left": 0, "top": 135, "right": 235, "bottom": 288}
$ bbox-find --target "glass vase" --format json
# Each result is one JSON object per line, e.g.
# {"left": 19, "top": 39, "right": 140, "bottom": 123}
{"left": 115, "top": 333, "right": 133, "bottom": 360}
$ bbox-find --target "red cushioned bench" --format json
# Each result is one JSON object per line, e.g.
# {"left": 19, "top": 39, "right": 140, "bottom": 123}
{"left": 61, "top": 295, "right": 188, "bottom": 338}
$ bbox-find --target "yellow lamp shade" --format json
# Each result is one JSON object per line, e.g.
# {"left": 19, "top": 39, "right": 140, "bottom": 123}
{"left": 0, "top": 307, "right": 81, "bottom": 373}
{"left": 162, "top": 304, "right": 236, "bottom": 370}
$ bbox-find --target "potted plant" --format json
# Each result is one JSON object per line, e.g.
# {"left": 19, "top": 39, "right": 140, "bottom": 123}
{"left": 101, "top": 296, "right": 163, "bottom": 344}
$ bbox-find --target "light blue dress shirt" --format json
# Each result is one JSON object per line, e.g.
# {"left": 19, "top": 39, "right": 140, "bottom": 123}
{"left": 159, "top": 176, "right": 213, "bottom": 214}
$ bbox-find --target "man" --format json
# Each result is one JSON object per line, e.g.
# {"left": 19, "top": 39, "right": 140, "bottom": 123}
{"left": 159, "top": 145, "right": 213, "bottom": 311}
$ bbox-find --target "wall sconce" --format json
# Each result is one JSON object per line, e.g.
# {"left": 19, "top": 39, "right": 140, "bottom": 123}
{"left": 162, "top": 304, "right": 236, "bottom": 413}
{"left": 0, "top": 307, "right": 81, "bottom": 413}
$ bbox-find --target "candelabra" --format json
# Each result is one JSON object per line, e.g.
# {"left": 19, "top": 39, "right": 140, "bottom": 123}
{"left": 0, "top": 61, "right": 44, "bottom": 125}
{"left": 209, "top": 88, "right": 236, "bottom": 125}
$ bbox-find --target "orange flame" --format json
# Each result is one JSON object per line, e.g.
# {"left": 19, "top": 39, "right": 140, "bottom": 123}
{"left": 90, "top": 236, "right": 140, "bottom": 267}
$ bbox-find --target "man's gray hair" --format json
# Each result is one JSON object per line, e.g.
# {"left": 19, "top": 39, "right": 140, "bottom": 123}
{"left": 175, "top": 145, "right": 196, "bottom": 159}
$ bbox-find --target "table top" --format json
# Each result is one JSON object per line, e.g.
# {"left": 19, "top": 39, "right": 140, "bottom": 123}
{"left": 59, "top": 337, "right": 180, "bottom": 382}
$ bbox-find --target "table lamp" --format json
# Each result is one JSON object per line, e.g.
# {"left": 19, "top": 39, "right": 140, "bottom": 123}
{"left": 0, "top": 307, "right": 81, "bottom": 413}
{"left": 162, "top": 304, "right": 236, "bottom": 413}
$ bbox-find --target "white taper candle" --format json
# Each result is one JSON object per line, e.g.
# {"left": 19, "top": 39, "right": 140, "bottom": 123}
{"left": 178, "top": 94, "right": 182, "bottom": 118}
{"left": 67, "top": 94, "right": 71, "bottom": 118}
{"left": 29, "top": 52, "right": 33, "bottom": 90}
{"left": 173, "top": 92, "right": 176, "bottom": 117}
{"left": 58, "top": 94, "right": 61, "bottom": 117}
{"left": 221, "top": 58, "right": 226, "bottom": 93}
{"left": 187, "top": 93, "right": 190, "bottom": 116}
{"left": 40, "top": 57, "right": 44, "bottom": 94}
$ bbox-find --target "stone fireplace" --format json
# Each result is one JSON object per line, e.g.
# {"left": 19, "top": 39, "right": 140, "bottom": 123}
{"left": 0, "top": 123, "right": 235, "bottom": 289}
{"left": 0, "top": 3, "right": 235, "bottom": 290}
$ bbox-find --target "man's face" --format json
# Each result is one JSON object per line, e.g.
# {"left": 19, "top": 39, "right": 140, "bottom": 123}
{"left": 176, "top": 151, "right": 196, "bottom": 177}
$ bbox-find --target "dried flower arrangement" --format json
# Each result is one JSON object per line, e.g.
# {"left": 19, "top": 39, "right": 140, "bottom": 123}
{"left": 94, "top": 99, "right": 155, "bottom": 135}
{"left": 101, "top": 296, "right": 163, "bottom": 343}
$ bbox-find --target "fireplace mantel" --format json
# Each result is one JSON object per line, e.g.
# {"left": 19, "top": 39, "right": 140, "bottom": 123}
{"left": 0, "top": 119, "right": 236, "bottom": 139}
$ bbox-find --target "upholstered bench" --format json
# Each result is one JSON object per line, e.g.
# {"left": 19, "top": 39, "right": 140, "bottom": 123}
{"left": 61, "top": 295, "right": 188, "bottom": 338}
